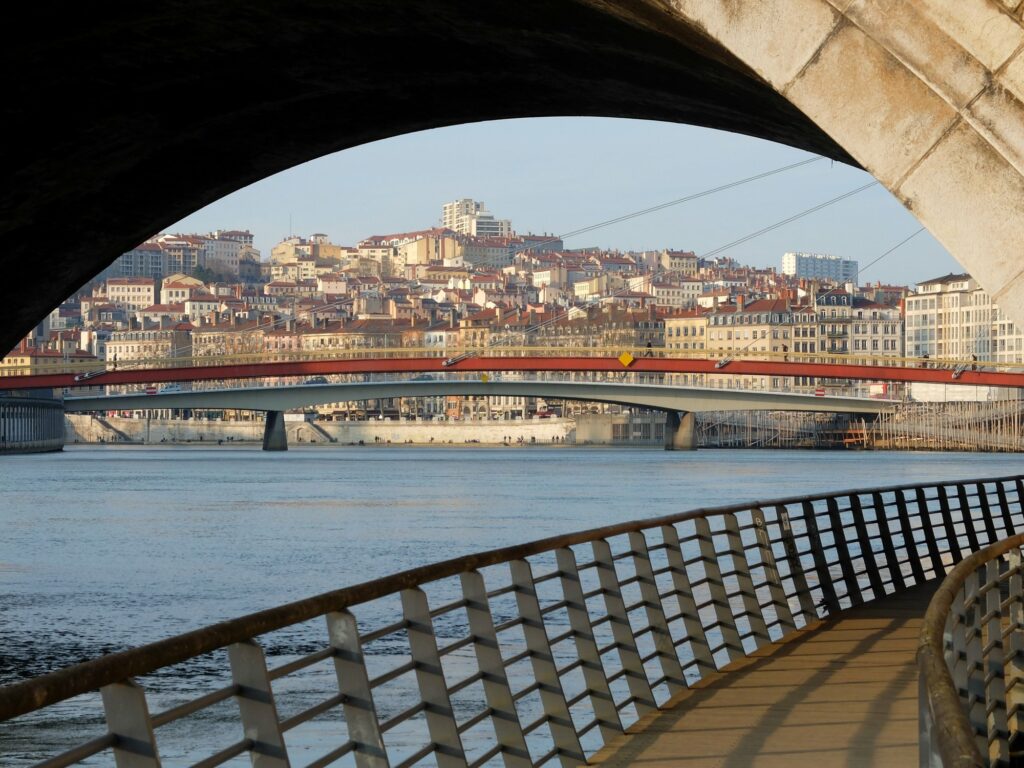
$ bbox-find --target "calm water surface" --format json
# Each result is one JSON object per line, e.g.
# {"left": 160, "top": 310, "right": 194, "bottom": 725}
{"left": 2, "top": 445, "right": 1022, "bottom": 763}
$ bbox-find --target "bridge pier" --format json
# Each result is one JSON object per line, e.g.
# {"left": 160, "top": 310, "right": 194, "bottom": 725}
{"left": 262, "top": 411, "right": 287, "bottom": 451}
{"left": 664, "top": 410, "right": 696, "bottom": 451}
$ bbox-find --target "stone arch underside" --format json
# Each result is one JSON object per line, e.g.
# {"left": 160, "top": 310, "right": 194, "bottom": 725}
{"left": 2, "top": 0, "right": 1023, "bottom": 354}
{"left": 670, "top": 0, "right": 1024, "bottom": 334}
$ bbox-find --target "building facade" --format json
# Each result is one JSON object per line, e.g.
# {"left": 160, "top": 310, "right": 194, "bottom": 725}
{"left": 782, "top": 252, "right": 859, "bottom": 283}
{"left": 905, "top": 273, "right": 1024, "bottom": 364}
{"left": 441, "top": 199, "right": 512, "bottom": 239}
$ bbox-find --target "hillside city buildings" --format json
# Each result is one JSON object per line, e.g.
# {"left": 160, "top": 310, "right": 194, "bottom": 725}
{"left": 5, "top": 198, "right": 1022, "bottom": 416}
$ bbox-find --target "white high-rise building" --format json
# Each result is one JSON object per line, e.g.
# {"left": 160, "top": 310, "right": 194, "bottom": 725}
{"left": 441, "top": 198, "right": 512, "bottom": 238}
{"left": 905, "top": 272, "right": 1024, "bottom": 363}
{"left": 782, "top": 252, "right": 859, "bottom": 283}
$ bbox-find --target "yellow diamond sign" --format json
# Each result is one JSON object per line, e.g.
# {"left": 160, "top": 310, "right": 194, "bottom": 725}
{"left": 480, "top": 373, "right": 489, "bottom": 383}
{"left": 618, "top": 352, "right": 635, "bottom": 368}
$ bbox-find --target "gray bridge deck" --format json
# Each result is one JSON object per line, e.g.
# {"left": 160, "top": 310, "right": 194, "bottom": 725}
{"left": 592, "top": 580, "right": 939, "bottom": 768}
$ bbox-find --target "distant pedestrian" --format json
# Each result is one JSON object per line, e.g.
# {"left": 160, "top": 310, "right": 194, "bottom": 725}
{"left": 921, "top": 352, "right": 930, "bottom": 369}
{"left": 782, "top": 344, "right": 789, "bottom": 362}
{"left": 645, "top": 341, "right": 653, "bottom": 357}
{"left": 971, "top": 353, "right": 978, "bottom": 371}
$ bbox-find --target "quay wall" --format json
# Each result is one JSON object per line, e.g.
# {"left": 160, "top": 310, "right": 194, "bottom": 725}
{"left": 1, "top": 395, "right": 65, "bottom": 454}
{"left": 65, "top": 414, "right": 575, "bottom": 446}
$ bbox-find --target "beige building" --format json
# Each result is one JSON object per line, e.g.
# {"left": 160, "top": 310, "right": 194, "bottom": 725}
{"left": 664, "top": 309, "right": 707, "bottom": 354}
{"left": 271, "top": 236, "right": 314, "bottom": 264}
{"left": 161, "top": 273, "right": 206, "bottom": 304}
{"left": 192, "top": 321, "right": 266, "bottom": 358}
{"left": 704, "top": 298, "right": 816, "bottom": 390}
{"left": 106, "top": 277, "right": 157, "bottom": 312}
{"left": 1, "top": 345, "right": 97, "bottom": 376}
{"left": 106, "top": 325, "right": 192, "bottom": 367}
{"left": 659, "top": 249, "right": 699, "bottom": 277}
{"left": 905, "top": 273, "right": 1023, "bottom": 364}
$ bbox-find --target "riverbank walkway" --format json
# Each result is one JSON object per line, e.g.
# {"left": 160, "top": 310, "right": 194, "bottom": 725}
{"left": 592, "top": 579, "right": 938, "bottom": 767}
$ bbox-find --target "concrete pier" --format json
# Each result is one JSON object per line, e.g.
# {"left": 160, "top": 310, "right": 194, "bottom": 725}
{"left": 0, "top": 395, "right": 65, "bottom": 454}
{"left": 664, "top": 410, "right": 696, "bottom": 451}
{"left": 262, "top": 411, "right": 288, "bottom": 451}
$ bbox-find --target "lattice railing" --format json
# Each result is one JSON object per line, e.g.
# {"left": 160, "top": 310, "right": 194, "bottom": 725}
{"left": 4, "top": 475, "right": 1024, "bottom": 767}
{"left": 920, "top": 531, "right": 1024, "bottom": 767}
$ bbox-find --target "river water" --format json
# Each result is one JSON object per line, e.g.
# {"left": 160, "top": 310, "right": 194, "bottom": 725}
{"left": 2, "top": 446, "right": 1022, "bottom": 764}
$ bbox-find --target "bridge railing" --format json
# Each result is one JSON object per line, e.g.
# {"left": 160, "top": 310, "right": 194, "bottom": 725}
{"left": 919, "top": 533, "right": 1024, "bottom": 767}
{"left": 0, "top": 345, "right": 1016, "bottom": 379}
{"left": 4, "top": 475, "right": 1024, "bottom": 767}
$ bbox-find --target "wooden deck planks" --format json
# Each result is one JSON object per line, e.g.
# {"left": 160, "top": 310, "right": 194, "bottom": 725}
{"left": 591, "top": 580, "right": 939, "bottom": 767}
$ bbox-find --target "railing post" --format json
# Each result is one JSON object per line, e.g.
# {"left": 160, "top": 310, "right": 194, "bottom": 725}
{"left": 772, "top": 504, "right": 816, "bottom": 626}
{"left": 459, "top": 570, "right": 531, "bottom": 766}
{"left": 692, "top": 517, "right": 744, "bottom": 665}
{"left": 800, "top": 500, "right": 840, "bottom": 616}
{"left": 848, "top": 494, "right": 885, "bottom": 601}
{"left": 659, "top": 524, "right": 716, "bottom": 679}
{"left": 961, "top": 570, "right": 988, "bottom": 755}
{"left": 974, "top": 482, "right": 999, "bottom": 546}
{"left": 824, "top": 496, "right": 863, "bottom": 607}
{"left": 936, "top": 485, "right": 965, "bottom": 565}
{"left": 869, "top": 492, "right": 906, "bottom": 593}
{"left": 749, "top": 508, "right": 797, "bottom": 636}
{"left": 591, "top": 539, "right": 657, "bottom": 717}
{"left": 984, "top": 559, "right": 1009, "bottom": 765}
{"left": 1006, "top": 548, "right": 1024, "bottom": 755}
{"left": 400, "top": 588, "right": 467, "bottom": 768}
{"left": 101, "top": 679, "right": 162, "bottom": 768}
{"left": 627, "top": 531, "right": 686, "bottom": 696}
{"left": 995, "top": 480, "right": 1016, "bottom": 537}
{"left": 956, "top": 484, "right": 983, "bottom": 553}
{"left": 918, "top": 669, "right": 940, "bottom": 768}
{"left": 228, "top": 640, "right": 290, "bottom": 767}
{"left": 325, "top": 610, "right": 388, "bottom": 768}
{"left": 555, "top": 548, "right": 624, "bottom": 741}
{"left": 893, "top": 489, "right": 929, "bottom": 584}
{"left": 720, "top": 512, "right": 771, "bottom": 649}
{"left": 509, "top": 559, "right": 586, "bottom": 766}
{"left": 1013, "top": 478, "right": 1024, "bottom": 532}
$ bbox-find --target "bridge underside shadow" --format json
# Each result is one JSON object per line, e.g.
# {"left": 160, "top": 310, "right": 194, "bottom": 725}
{"left": 7, "top": 4, "right": 1024, "bottom": 355}
{"left": 253, "top": 406, "right": 697, "bottom": 451}
{"left": 592, "top": 579, "right": 940, "bottom": 767}
{"left": 0, "top": 1, "right": 851, "bottom": 355}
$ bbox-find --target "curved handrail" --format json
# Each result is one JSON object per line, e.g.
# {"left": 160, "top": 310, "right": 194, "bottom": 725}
{"left": 2, "top": 471, "right": 1022, "bottom": 727}
{"left": 919, "top": 533, "right": 1024, "bottom": 767}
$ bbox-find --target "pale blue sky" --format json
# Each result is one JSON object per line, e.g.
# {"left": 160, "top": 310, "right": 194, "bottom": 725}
{"left": 170, "top": 117, "right": 960, "bottom": 287}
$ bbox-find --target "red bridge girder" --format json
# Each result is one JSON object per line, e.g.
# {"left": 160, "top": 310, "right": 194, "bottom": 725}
{"left": 2, "top": 357, "right": 1022, "bottom": 391}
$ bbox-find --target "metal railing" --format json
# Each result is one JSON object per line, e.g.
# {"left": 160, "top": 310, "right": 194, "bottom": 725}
{"left": 4, "top": 474, "right": 1024, "bottom": 767}
{"left": 1, "top": 345, "right": 1018, "bottom": 378}
{"left": 919, "top": 533, "right": 1024, "bottom": 767}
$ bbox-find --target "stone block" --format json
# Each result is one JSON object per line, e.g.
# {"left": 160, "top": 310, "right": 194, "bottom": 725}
{"left": 967, "top": 82, "right": 1024, "bottom": 177}
{"left": 786, "top": 22, "right": 957, "bottom": 187}
{"left": 899, "top": 120, "right": 1024, "bottom": 308}
{"left": 907, "top": 0, "right": 1023, "bottom": 72}
{"left": 670, "top": 0, "right": 840, "bottom": 89}
{"left": 841, "top": 0, "right": 989, "bottom": 109}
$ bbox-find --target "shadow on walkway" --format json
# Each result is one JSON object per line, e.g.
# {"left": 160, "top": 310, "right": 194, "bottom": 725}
{"left": 592, "top": 579, "right": 939, "bottom": 768}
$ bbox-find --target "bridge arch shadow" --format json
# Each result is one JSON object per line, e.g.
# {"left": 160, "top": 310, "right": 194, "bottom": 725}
{"left": 4, "top": 3, "right": 1024, "bottom": 351}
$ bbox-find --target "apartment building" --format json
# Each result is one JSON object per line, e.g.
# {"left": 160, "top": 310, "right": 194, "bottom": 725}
{"left": 905, "top": 273, "right": 1023, "bottom": 363}
{"left": 106, "top": 277, "right": 156, "bottom": 312}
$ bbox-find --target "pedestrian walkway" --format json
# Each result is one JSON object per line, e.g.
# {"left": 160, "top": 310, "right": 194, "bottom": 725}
{"left": 592, "top": 580, "right": 938, "bottom": 767}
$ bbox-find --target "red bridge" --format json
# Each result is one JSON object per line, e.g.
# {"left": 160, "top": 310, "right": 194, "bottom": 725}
{"left": 2, "top": 354, "right": 1021, "bottom": 390}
